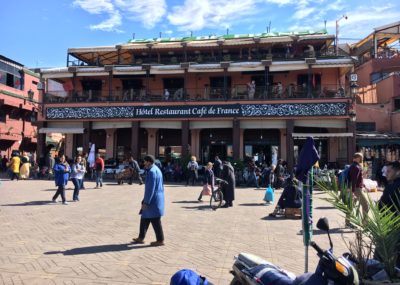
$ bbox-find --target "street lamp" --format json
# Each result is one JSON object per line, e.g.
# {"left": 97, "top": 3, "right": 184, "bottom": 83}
{"left": 350, "top": 81, "right": 358, "bottom": 102}
{"left": 336, "top": 15, "right": 348, "bottom": 56}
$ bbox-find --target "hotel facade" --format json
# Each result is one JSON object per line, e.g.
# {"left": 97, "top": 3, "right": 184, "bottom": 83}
{"left": 37, "top": 31, "right": 355, "bottom": 170}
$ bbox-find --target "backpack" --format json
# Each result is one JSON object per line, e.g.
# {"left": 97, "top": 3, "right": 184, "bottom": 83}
{"left": 338, "top": 165, "right": 352, "bottom": 188}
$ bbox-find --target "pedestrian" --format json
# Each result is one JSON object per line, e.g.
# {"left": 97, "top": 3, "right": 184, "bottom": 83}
{"left": 19, "top": 152, "right": 31, "bottom": 179}
{"left": 94, "top": 153, "right": 104, "bottom": 189}
{"left": 348, "top": 152, "right": 369, "bottom": 225}
{"left": 186, "top": 156, "right": 198, "bottom": 186}
{"left": 7, "top": 151, "right": 20, "bottom": 181}
{"left": 164, "top": 89, "right": 170, "bottom": 101}
{"left": 52, "top": 154, "right": 70, "bottom": 205}
{"left": 132, "top": 155, "right": 165, "bottom": 246}
{"left": 247, "top": 80, "right": 256, "bottom": 100}
{"left": 274, "top": 159, "right": 285, "bottom": 189}
{"left": 80, "top": 152, "right": 88, "bottom": 189}
{"left": 71, "top": 156, "right": 86, "bottom": 201}
{"left": 128, "top": 156, "right": 143, "bottom": 185}
{"left": 198, "top": 162, "right": 214, "bottom": 202}
{"left": 378, "top": 161, "right": 400, "bottom": 214}
{"left": 221, "top": 161, "right": 236, "bottom": 207}
{"left": 1, "top": 155, "right": 8, "bottom": 172}
{"left": 213, "top": 155, "right": 222, "bottom": 178}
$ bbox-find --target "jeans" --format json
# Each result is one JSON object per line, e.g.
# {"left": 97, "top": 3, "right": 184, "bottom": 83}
{"left": 53, "top": 185, "right": 66, "bottom": 202}
{"left": 71, "top": 178, "right": 83, "bottom": 200}
{"left": 11, "top": 172, "right": 19, "bottom": 181}
{"left": 139, "top": 217, "right": 164, "bottom": 242}
{"left": 95, "top": 171, "right": 103, "bottom": 187}
{"left": 186, "top": 170, "right": 197, "bottom": 186}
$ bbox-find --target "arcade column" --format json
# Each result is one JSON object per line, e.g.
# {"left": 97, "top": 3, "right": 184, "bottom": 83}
{"left": 146, "top": 128, "right": 158, "bottom": 156}
{"left": 286, "top": 120, "right": 294, "bottom": 173}
{"left": 181, "top": 121, "right": 189, "bottom": 157}
{"left": 131, "top": 121, "right": 140, "bottom": 160}
{"left": 232, "top": 119, "right": 240, "bottom": 160}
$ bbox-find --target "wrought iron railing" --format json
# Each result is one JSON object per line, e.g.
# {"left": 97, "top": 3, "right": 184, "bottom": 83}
{"left": 44, "top": 84, "right": 350, "bottom": 103}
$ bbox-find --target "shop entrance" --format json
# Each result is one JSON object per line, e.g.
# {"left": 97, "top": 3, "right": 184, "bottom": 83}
{"left": 200, "top": 128, "right": 232, "bottom": 163}
{"left": 243, "top": 129, "right": 280, "bottom": 165}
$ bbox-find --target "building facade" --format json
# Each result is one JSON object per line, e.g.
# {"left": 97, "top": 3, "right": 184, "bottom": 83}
{"left": 0, "top": 55, "right": 39, "bottom": 158}
{"left": 37, "top": 31, "right": 355, "bottom": 170}
{"left": 351, "top": 21, "right": 400, "bottom": 164}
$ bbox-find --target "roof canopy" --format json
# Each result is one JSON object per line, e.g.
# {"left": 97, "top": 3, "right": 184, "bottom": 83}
{"left": 352, "top": 21, "right": 400, "bottom": 57}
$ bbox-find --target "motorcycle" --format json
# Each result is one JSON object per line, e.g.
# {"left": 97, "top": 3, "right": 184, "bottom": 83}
{"left": 230, "top": 217, "right": 359, "bottom": 285}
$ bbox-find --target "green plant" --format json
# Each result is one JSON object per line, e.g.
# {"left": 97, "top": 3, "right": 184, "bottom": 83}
{"left": 317, "top": 179, "right": 400, "bottom": 281}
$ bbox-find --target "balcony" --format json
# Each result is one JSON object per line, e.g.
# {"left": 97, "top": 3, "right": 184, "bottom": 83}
{"left": 44, "top": 84, "right": 350, "bottom": 104}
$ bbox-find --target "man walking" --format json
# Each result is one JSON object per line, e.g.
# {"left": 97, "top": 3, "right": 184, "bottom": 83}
{"left": 94, "top": 153, "right": 104, "bottom": 189}
{"left": 128, "top": 156, "right": 143, "bottom": 185}
{"left": 379, "top": 161, "right": 400, "bottom": 214}
{"left": 349, "top": 152, "right": 369, "bottom": 222}
{"left": 132, "top": 155, "right": 165, "bottom": 246}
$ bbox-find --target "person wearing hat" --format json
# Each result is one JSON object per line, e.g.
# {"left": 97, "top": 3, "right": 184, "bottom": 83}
{"left": 198, "top": 162, "right": 214, "bottom": 202}
{"left": 132, "top": 155, "right": 165, "bottom": 246}
{"left": 170, "top": 269, "right": 212, "bottom": 285}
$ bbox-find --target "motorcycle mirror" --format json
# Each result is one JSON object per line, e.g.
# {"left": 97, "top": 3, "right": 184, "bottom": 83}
{"left": 317, "top": 217, "right": 333, "bottom": 250}
{"left": 316, "top": 217, "right": 330, "bottom": 232}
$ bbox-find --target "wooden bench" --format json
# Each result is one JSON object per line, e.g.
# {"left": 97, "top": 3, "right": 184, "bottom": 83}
{"left": 285, "top": 208, "right": 302, "bottom": 219}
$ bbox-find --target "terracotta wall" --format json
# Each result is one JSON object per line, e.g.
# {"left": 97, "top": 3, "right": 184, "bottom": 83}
{"left": 356, "top": 104, "right": 391, "bottom": 132}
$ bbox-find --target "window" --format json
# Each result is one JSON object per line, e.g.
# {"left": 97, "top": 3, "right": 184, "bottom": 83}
{"left": 356, "top": 122, "right": 376, "bottom": 132}
{"left": 394, "top": 98, "right": 400, "bottom": 111}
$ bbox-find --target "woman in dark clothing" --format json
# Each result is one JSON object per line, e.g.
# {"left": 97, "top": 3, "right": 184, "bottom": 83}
{"left": 269, "top": 178, "right": 302, "bottom": 217}
{"left": 198, "top": 162, "right": 215, "bottom": 202}
{"left": 221, "top": 161, "right": 235, "bottom": 207}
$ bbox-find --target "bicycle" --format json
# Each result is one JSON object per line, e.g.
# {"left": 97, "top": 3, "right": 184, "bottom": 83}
{"left": 210, "top": 178, "right": 228, "bottom": 210}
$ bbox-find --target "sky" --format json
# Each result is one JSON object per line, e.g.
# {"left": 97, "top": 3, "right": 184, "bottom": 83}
{"left": 1, "top": 0, "right": 399, "bottom": 68}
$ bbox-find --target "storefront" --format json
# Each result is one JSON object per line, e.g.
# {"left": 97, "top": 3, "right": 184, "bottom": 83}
{"left": 243, "top": 129, "right": 280, "bottom": 165}
{"left": 157, "top": 128, "right": 183, "bottom": 162}
{"left": 200, "top": 128, "right": 233, "bottom": 162}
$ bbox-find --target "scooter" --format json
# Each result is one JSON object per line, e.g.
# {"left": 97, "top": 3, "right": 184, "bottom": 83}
{"left": 230, "top": 217, "right": 359, "bottom": 285}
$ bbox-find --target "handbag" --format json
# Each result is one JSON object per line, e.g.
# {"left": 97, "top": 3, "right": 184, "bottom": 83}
{"left": 201, "top": 184, "right": 212, "bottom": 196}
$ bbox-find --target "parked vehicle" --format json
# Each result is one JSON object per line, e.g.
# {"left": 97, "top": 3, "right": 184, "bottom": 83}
{"left": 230, "top": 217, "right": 359, "bottom": 285}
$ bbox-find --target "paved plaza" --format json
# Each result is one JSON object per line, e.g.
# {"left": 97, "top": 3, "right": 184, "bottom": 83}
{"left": 0, "top": 178, "right": 377, "bottom": 284}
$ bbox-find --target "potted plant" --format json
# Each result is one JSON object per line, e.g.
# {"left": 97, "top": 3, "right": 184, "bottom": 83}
{"left": 317, "top": 179, "right": 400, "bottom": 283}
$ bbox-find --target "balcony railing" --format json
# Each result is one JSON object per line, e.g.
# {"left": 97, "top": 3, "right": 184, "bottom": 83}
{"left": 44, "top": 84, "right": 350, "bottom": 104}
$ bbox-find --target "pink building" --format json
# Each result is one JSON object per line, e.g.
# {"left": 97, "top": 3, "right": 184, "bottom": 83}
{"left": 0, "top": 55, "right": 39, "bottom": 158}
{"left": 37, "top": 30, "right": 356, "bottom": 169}
{"left": 352, "top": 21, "right": 400, "bottom": 164}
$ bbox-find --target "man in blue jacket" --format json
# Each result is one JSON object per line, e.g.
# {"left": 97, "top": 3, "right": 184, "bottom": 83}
{"left": 133, "top": 155, "right": 165, "bottom": 246}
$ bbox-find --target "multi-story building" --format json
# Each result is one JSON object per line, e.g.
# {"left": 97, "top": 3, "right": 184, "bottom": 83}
{"left": 351, "top": 21, "right": 400, "bottom": 164}
{"left": 37, "top": 30, "right": 355, "bottom": 170}
{"left": 0, "top": 55, "right": 39, "bottom": 158}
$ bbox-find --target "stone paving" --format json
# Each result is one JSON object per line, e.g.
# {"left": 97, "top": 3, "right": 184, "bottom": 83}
{"left": 0, "top": 178, "right": 381, "bottom": 285}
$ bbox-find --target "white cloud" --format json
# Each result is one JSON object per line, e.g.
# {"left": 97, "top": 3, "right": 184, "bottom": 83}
{"left": 167, "top": 0, "right": 258, "bottom": 31}
{"left": 73, "top": 0, "right": 166, "bottom": 31}
{"left": 90, "top": 11, "right": 123, "bottom": 32}
{"left": 73, "top": 0, "right": 114, "bottom": 14}
{"left": 73, "top": 0, "right": 122, "bottom": 32}
{"left": 114, "top": 0, "right": 167, "bottom": 29}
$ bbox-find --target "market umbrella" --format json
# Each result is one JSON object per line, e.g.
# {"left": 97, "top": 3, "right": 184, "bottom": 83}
{"left": 88, "top": 143, "right": 96, "bottom": 168}
{"left": 295, "top": 137, "right": 320, "bottom": 272}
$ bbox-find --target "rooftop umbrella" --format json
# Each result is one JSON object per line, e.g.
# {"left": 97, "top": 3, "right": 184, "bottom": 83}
{"left": 295, "top": 137, "right": 320, "bottom": 272}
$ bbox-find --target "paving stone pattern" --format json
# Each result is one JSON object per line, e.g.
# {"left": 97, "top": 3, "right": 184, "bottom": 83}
{"left": 0, "top": 179, "right": 380, "bottom": 284}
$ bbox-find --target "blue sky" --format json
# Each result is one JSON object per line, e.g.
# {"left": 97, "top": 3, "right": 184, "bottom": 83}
{"left": 1, "top": 0, "right": 399, "bottom": 68}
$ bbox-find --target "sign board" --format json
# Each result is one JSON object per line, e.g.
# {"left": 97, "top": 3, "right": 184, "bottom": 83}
{"left": 350, "top": 74, "right": 358, "bottom": 82}
{"left": 46, "top": 102, "right": 348, "bottom": 120}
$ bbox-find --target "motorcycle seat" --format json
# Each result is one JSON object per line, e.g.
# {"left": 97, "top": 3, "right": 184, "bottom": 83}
{"left": 237, "top": 253, "right": 269, "bottom": 268}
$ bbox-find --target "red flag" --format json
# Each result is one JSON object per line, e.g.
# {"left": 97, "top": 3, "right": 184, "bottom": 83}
{"left": 62, "top": 81, "right": 73, "bottom": 91}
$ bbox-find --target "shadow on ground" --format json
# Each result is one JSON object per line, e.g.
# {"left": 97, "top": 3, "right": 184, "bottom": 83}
{"left": 44, "top": 243, "right": 153, "bottom": 255}
{"left": 315, "top": 206, "right": 335, "bottom": 210}
{"left": 172, "top": 200, "right": 201, "bottom": 204}
{"left": 1, "top": 200, "right": 57, "bottom": 206}
{"left": 181, "top": 205, "right": 216, "bottom": 211}
{"left": 297, "top": 228, "right": 354, "bottom": 235}
{"left": 239, "top": 203, "right": 267, "bottom": 207}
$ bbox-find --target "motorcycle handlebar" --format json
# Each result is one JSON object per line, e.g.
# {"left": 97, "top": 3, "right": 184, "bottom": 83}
{"left": 310, "top": 241, "right": 324, "bottom": 255}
